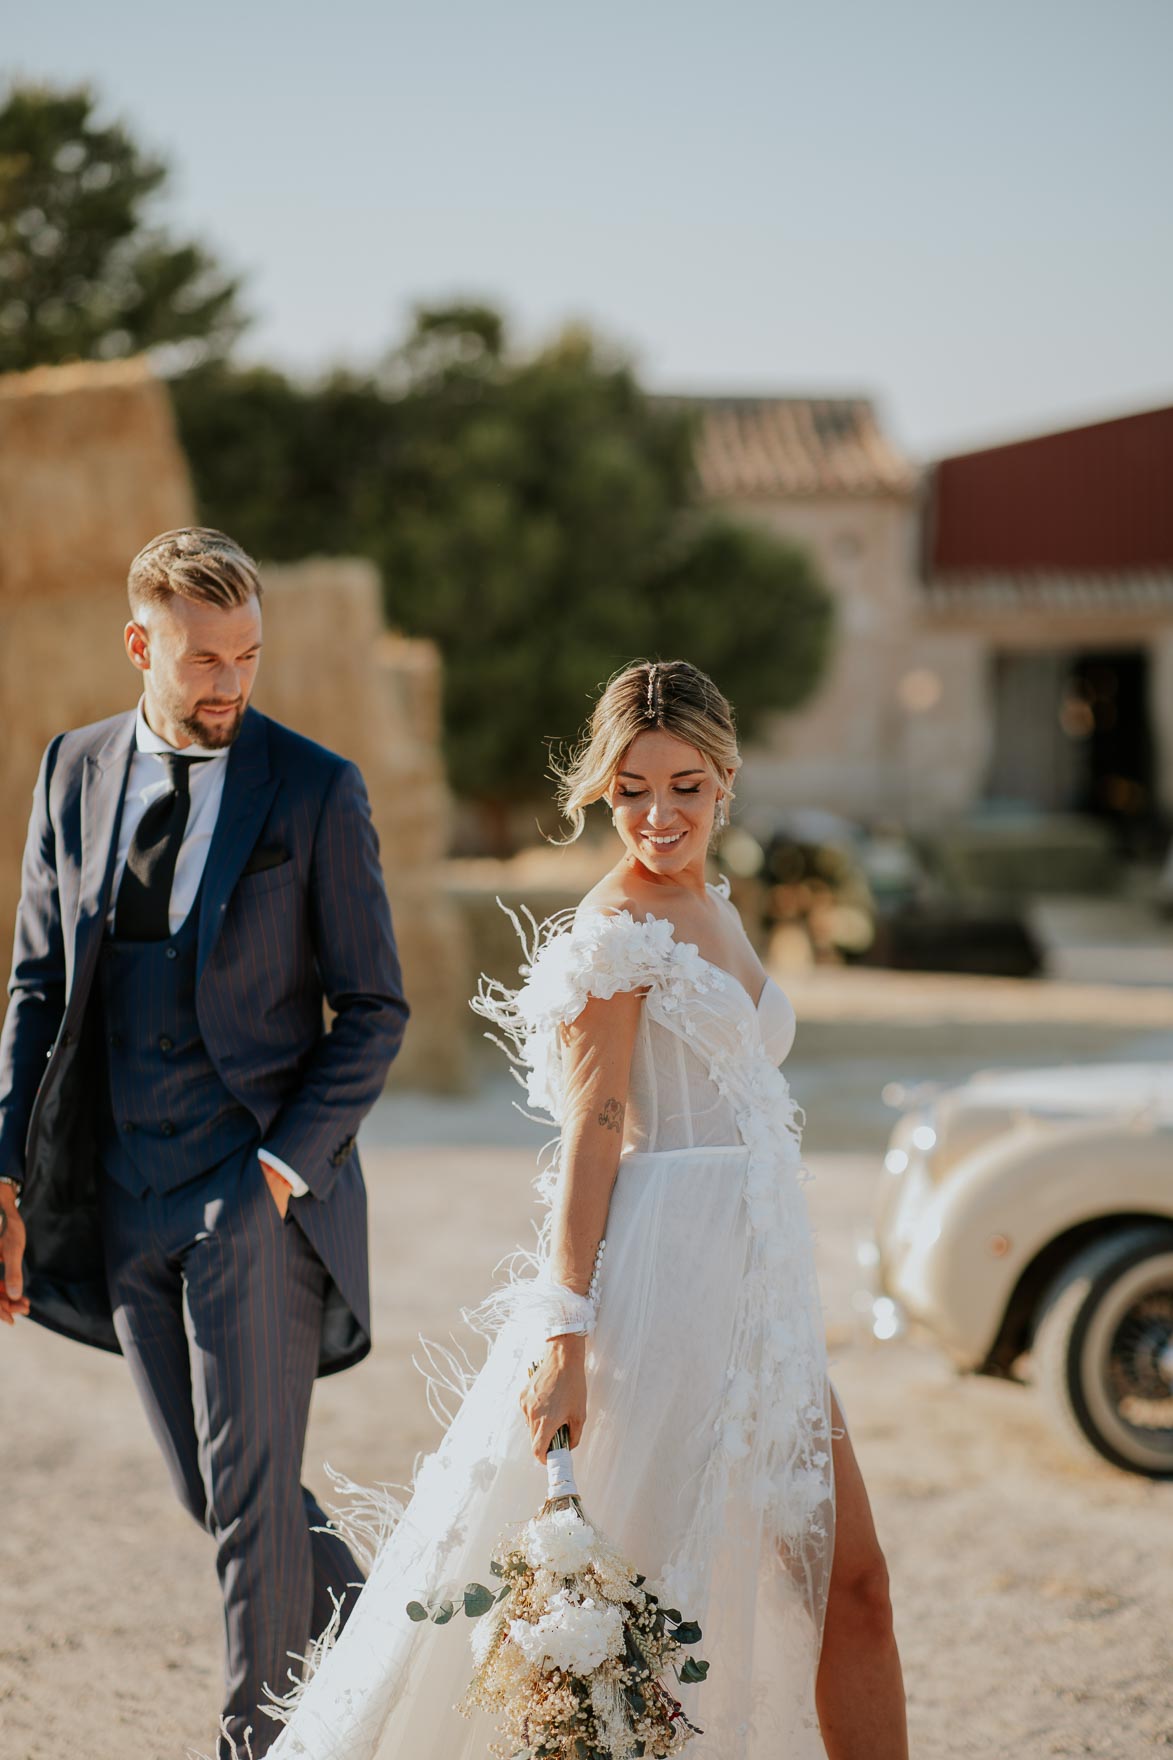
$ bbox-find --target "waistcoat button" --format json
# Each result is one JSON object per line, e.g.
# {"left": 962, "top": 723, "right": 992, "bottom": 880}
{"left": 161, "top": 1121, "right": 175, "bottom": 1138}
{"left": 123, "top": 1121, "right": 136, "bottom": 1134}
{"left": 165, "top": 947, "right": 178, "bottom": 961}
{"left": 159, "top": 1036, "right": 174, "bottom": 1053}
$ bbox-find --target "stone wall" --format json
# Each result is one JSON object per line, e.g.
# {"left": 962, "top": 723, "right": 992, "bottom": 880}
{"left": 0, "top": 358, "right": 465, "bottom": 1091}
{"left": 731, "top": 492, "right": 991, "bottom": 826}
{"left": 732, "top": 490, "right": 1173, "bottom": 833}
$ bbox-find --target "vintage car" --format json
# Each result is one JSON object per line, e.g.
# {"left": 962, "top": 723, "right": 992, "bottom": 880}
{"left": 866, "top": 1063, "right": 1173, "bottom": 1477}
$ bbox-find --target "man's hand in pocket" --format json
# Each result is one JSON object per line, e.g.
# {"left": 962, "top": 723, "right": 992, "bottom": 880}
{"left": 260, "top": 1159, "right": 292, "bottom": 1219}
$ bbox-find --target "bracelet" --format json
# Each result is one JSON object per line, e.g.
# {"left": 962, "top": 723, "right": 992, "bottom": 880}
{"left": 543, "top": 1238, "right": 607, "bottom": 1340}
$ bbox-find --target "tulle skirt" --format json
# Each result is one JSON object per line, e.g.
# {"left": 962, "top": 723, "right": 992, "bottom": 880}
{"left": 271, "top": 1145, "right": 833, "bottom": 1760}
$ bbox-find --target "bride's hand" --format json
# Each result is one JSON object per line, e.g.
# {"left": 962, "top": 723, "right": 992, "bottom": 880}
{"left": 520, "top": 1335, "right": 588, "bottom": 1461}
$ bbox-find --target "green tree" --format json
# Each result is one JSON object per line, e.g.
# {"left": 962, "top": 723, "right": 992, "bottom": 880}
{"left": 0, "top": 83, "right": 245, "bottom": 372}
{"left": 174, "top": 306, "right": 835, "bottom": 838}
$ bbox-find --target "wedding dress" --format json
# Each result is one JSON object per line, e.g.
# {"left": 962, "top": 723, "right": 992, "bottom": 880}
{"left": 269, "top": 881, "right": 835, "bottom": 1760}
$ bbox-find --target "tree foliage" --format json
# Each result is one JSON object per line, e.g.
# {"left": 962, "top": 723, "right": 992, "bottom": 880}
{"left": 0, "top": 83, "right": 245, "bottom": 372}
{"left": 174, "top": 305, "right": 834, "bottom": 809}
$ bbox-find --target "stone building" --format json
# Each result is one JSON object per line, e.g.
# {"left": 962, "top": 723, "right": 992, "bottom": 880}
{"left": 683, "top": 396, "right": 1173, "bottom": 840}
{"left": 0, "top": 357, "right": 467, "bottom": 1089}
{"left": 921, "top": 404, "right": 1173, "bottom": 841}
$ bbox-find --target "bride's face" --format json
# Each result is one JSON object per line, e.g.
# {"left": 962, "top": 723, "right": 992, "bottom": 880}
{"left": 608, "top": 730, "right": 725, "bottom": 875}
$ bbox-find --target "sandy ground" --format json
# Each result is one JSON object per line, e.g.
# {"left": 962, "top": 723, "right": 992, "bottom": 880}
{"left": 4, "top": 1066, "right": 1173, "bottom": 1758}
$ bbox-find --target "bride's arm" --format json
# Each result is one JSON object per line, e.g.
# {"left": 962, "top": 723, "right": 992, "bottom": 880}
{"left": 520, "top": 987, "right": 644, "bottom": 1460}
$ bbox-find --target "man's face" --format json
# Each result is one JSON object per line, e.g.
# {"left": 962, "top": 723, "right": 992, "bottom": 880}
{"left": 126, "top": 594, "right": 263, "bottom": 749}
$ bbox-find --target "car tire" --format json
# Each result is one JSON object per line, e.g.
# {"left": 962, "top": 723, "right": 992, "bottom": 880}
{"left": 1034, "top": 1225, "right": 1173, "bottom": 1478}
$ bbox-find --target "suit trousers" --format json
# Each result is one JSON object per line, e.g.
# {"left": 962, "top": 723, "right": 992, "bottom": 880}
{"left": 98, "top": 1145, "right": 363, "bottom": 1757}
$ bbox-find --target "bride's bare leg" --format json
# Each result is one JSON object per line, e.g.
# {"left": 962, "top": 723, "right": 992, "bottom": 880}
{"left": 813, "top": 1388, "right": 908, "bottom": 1759}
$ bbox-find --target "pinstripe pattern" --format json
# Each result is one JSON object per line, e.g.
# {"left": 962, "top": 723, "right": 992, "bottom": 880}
{"left": 0, "top": 704, "right": 409, "bottom": 1753}
{"left": 1, "top": 705, "right": 409, "bottom": 1370}
{"left": 99, "top": 1148, "right": 362, "bottom": 1755}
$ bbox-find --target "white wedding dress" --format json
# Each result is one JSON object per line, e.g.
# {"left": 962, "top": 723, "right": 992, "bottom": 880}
{"left": 269, "top": 882, "right": 835, "bottom": 1760}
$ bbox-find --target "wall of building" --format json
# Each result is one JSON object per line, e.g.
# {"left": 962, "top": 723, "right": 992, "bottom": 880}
{"left": 727, "top": 493, "right": 992, "bottom": 827}
{"left": 926, "top": 605, "right": 1173, "bottom": 825}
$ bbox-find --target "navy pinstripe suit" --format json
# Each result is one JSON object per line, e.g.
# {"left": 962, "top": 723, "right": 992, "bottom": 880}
{"left": 0, "top": 705, "right": 409, "bottom": 1754}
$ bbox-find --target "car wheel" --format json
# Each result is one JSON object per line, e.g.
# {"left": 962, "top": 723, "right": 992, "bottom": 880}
{"left": 1034, "top": 1225, "right": 1173, "bottom": 1477}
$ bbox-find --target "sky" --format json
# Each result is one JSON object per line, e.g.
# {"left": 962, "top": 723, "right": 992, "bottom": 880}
{"left": 6, "top": 0, "right": 1172, "bottom": 460}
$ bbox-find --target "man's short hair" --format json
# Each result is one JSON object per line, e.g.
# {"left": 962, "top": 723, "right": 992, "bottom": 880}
{"left": 128, "top": 527, "right": 262, "bottom": 615}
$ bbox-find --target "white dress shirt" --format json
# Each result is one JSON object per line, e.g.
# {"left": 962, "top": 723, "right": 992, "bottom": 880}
{"left": 108, "top": 701, "right": 308, "bottom": 1198}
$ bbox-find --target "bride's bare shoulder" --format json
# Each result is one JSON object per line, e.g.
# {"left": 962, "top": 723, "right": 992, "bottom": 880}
{"left": 576, "top": 872, "right": 642, "bottom": 920}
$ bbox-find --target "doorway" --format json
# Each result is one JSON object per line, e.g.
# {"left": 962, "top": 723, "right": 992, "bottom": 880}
{"left": 987, "top": 648, "right": 1155, "bottom": 848}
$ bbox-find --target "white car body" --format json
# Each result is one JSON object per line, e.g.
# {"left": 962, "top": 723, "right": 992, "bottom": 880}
{"left": 874, "top": 1063, "right": 1173, "bottom": 1375}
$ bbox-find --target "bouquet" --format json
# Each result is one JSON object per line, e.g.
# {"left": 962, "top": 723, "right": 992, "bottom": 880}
{"left": 408, "top": 1419, "right": 709, "bottom": 1759}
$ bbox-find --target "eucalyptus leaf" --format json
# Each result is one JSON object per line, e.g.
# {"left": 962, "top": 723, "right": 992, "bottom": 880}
{"left": 430, "top": 1599, "right": 456, "bottom": 1625}
{"left": 673, "top": 1620, "right": 702, "bottom": 1645}
{"left": 680, "top": 1656, "right": 710, "bottom": 1683}
{"left": 405, "top": 1600, "right": 428, "bottom": 1622}
{"left": 495, "top": 1583, "right": 512, "bottom": 1603}
{"left": 661, "top": 1607, "right": 682, "bottom": 1623}
{"left": 463, "top": 1583, "right": 495, "bottom": 1617}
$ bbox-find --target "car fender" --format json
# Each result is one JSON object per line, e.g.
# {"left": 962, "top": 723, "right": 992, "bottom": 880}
{"left": 889, "top": 1116, "right": 1173, "bottom": 1366}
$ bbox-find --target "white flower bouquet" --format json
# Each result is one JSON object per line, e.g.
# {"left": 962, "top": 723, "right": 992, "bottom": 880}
{"left": 408, "top": 1420, "right": 709, "bottom": 1758}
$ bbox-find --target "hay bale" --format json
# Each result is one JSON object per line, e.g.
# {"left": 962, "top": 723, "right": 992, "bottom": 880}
{"left": 0, "top": 357, "right": 195, "bottom": 965}
{"left": 0, "top": 357, "right": 194, "bottom": 602}
{"left": 252, "top": 560, "right": 470, "bottom": 1090}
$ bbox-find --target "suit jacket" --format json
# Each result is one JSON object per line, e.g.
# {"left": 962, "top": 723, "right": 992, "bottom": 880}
{"left": 0, "top": 706, "right": 409, "bottom": 1375}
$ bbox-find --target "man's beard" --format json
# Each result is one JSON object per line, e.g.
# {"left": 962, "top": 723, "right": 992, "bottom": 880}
{"left": 177, "top": 700, "right": 246, "bottom": 749}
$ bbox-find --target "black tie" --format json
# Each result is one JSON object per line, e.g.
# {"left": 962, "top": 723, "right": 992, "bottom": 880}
{"left": 114, "top": 754, "right": 213, "bottom": 942}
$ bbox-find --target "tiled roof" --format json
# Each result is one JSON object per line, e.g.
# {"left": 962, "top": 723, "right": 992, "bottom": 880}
{"left": 663, "top": 395, "right": 916, "bottom": 500}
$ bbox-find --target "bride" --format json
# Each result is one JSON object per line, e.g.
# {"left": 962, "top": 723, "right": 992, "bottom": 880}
{"left": 267, "top": 660, "right": 908, "bottom": 1760}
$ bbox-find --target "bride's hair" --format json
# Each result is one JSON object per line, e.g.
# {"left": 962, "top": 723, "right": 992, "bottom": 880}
{"left": 551, "top": 659, "right": 741, "bottom": 843}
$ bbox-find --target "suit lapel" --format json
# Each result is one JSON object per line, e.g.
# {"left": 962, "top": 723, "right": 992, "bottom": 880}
{"left": 196, "top": 708, "right": 281, "bottom": 983}
{"left": 73, "top": 714, "right": 137, "bottom": 985}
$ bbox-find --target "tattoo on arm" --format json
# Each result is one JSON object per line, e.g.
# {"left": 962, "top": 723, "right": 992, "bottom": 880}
{"left": 598, "top": 1096, "right": 625, "bottom": 1134}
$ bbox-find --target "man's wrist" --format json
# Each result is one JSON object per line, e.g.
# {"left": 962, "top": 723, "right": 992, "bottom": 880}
{"left": 257, "top": 1148, "right": 308, "bottom": 1198}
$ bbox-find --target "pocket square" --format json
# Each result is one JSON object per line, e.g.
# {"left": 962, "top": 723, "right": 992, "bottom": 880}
{"left": 242, "top": 843, "right": 291, "bottom": 876}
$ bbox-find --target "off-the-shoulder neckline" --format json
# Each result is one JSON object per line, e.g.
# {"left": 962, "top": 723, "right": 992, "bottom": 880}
{"left": 579, "top": 879, "right": 773, "bottom": 1014}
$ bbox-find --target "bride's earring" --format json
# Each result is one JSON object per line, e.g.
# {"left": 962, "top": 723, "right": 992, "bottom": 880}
{"left": 715, "top": 796, "right": 727, "bottom": 830}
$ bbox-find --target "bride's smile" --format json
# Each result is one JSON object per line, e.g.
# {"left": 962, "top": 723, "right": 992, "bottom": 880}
{"left": 609, "top": 727, "right": 729, "bottom": 881}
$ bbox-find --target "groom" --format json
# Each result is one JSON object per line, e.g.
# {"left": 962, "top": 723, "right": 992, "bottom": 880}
{"left": 0, "top": 528, "right": 409, "bottom": 1755}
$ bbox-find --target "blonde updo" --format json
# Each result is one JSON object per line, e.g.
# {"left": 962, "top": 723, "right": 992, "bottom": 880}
{"left": 552, "top": 659, "right": 741, "bottom": 842}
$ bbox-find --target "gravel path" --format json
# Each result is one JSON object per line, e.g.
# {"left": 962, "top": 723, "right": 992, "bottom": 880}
{"left": 3, "top": 1134, "right": 1171, "bottom": 1758}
